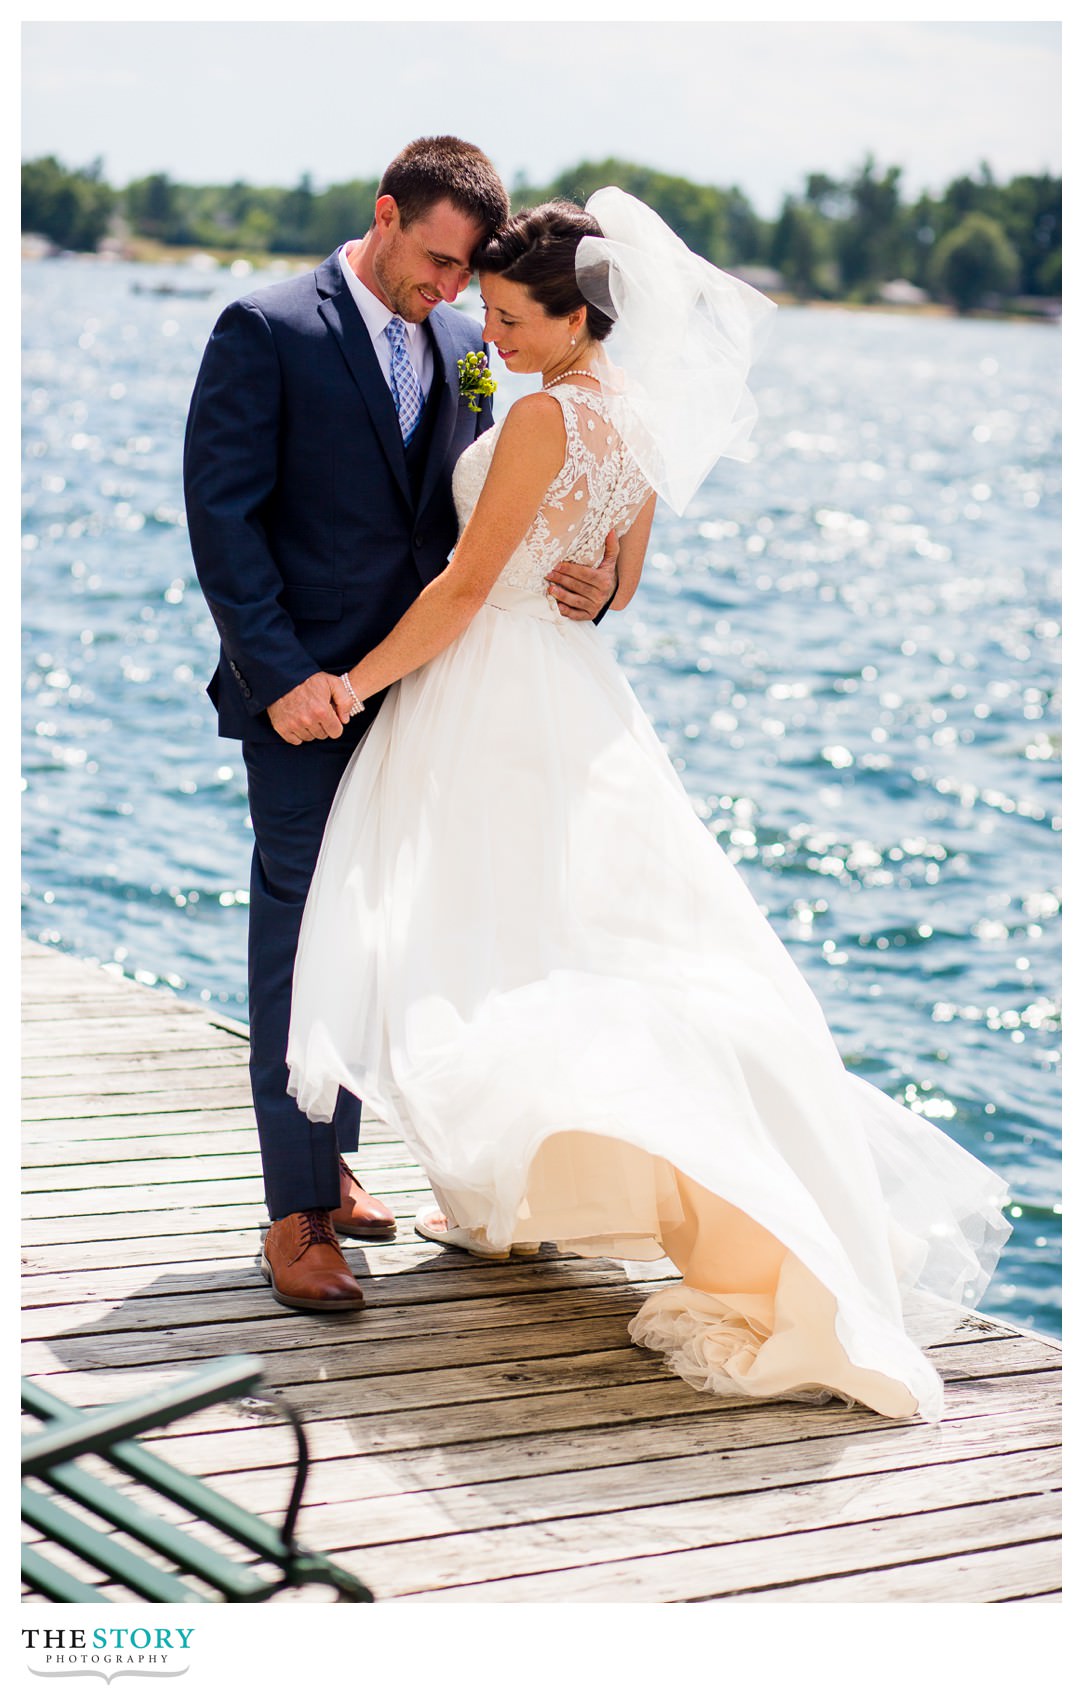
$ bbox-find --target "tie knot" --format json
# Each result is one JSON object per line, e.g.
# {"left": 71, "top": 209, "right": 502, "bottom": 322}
{"left": 386, "top": 315, "right": 409, "bottom": 349}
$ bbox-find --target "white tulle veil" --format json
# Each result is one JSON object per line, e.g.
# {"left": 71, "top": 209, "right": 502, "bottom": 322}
{"left": 575, "top": 187, "right": 777, "bottom": 515}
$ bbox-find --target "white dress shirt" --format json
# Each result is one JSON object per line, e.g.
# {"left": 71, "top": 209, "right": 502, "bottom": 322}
{"left": 338, "top": 242, "right": 434, "bottom": 400}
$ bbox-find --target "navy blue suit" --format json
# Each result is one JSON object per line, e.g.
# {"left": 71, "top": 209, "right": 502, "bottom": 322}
{"left": 183, "top": 251, "right": 493, "bottom": 1219}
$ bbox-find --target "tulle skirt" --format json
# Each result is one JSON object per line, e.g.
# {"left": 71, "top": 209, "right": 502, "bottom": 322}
{"left": 287, "top": 586, "right": 1011, "bottom": 1421}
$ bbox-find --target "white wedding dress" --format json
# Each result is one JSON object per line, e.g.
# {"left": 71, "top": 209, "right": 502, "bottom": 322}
{"left": 287, "top": 385, "right": 1010, "bottom": 1422}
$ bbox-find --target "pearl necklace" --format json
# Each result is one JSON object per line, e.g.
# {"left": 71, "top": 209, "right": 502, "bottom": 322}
{"left": 542, "top": 369, "right": 599, "bottom": 391}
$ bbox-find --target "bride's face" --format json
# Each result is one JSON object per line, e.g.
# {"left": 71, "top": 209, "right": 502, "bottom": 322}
{"left": 480, "top": 275, "right": 579, "bottom": 374}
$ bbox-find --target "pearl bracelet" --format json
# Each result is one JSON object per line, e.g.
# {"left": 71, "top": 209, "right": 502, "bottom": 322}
{"left": 339, "top": 674, "right": 365, "bottom": 718}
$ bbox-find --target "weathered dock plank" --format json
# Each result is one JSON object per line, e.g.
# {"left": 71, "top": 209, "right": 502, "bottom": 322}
{"left": 396, "top": 1494, "right": 1061, "bottom": 1603}
{"left": 21, "top": 938, "right": 1061, "bottom": 1604}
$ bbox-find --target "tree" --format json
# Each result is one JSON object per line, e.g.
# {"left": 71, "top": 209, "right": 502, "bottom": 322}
{"left": 548, "top": 158, "right": 757, "bottom": 265}
{"left": 770, "top": 197, "right": 828, "bottom": 298}
{"left": 899, "top": 191, "right": 940, "bottom": 290}
{"left": 21, "top": 155, "right": 115, "bottom": 251}
{"left": 722, "top": 188, "right": 766, "bottom": 266}
{"left": 941, "top": 163, "right": 998, "bottom": 225}
{"left": 930, "top": 212, "right": 1020, "bottom": 313}
{"left": 125, "top": 173, "right": 180, "bottom": 240}
{"left": 834, "top": 156, "right": 905, "bottom": 298}
{"left": 304, "top": 178, "right": 381, "bottom": 255}
{"left": 803, "top": 172, "right": 849, "bottom": 222}
{"left": 996, "top": 173, "right": 1061, "bottom": 296}
{"left": 272, "top": 172, "right": 316, "bottom": 253}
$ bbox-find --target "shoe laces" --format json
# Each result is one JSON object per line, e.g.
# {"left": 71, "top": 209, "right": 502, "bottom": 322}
{"left": 295, "top": 1209, "right": 341, "bottom": 1254}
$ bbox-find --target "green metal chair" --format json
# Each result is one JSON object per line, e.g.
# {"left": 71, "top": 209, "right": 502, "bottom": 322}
{"left": 22, "top": 1354, "right": 372, "bottom": 1603}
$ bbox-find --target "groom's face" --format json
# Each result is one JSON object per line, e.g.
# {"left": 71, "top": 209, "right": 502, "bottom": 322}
{"left": 372, "top": 196, "right": 484, "bottom": 323}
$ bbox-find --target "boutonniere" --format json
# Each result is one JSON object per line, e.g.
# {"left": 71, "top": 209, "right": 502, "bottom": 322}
{"left": 457, "top": 350, "right": 497, "bottom": 412}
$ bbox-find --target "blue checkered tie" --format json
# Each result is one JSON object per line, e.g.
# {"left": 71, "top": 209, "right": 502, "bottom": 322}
{"left": 385, "top": 316, "right": 424, "bottom": 445}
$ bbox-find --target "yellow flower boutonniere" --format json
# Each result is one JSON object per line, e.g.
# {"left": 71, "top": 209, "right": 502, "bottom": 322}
{"left": 457, "top": 350, "right": 497, "bottom": 412}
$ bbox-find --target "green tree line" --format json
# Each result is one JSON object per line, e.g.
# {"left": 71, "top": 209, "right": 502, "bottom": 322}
{"left": 22, "top": 152, "right": 1060, "bottom": 314}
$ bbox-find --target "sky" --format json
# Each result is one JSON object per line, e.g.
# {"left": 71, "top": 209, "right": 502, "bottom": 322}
{"left": 20, "top": 13, "right": 1062, "bottom": 216}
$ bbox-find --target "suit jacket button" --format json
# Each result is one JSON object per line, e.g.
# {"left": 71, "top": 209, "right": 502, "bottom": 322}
{"left": 414, "top": 534, "right": 424, "bottom": 549}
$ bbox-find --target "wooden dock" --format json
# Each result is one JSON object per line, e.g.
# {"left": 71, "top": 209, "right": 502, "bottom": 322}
{"left": 21, "top": 937, "right": 1061, "bottom": 1603}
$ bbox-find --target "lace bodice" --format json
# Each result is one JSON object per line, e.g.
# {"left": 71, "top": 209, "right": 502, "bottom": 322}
{"left": 451, "top": 385, "right": 652, "bottom": 600}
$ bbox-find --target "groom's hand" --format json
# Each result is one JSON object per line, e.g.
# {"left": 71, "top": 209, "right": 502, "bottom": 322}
{"left": 546, "top": 529, "right": 619, "bottom": 620}
{"left": 267, "top": 672, "right": 349, "bottom": 744}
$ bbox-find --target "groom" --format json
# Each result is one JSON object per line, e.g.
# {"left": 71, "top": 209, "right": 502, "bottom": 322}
{"left": 184, "top": 136, "right": 618, "bottom": 1312}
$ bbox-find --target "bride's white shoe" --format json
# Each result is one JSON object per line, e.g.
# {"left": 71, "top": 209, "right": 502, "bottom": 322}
{"left": 413, "top": 1206, "right": 540, "bottom": 1260}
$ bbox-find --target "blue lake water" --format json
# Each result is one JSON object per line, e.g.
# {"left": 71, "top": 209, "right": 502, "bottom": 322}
{"left": 21, "top": 257, "right": 1061, "bottom": 1336}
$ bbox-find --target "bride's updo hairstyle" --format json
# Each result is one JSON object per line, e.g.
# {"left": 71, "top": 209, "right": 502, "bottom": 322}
{"left": 476, "top": 201, "right": 615, "bottom": 343}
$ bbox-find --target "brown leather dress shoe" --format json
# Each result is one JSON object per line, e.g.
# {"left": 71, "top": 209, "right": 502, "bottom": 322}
{"left": 330, "top": 1156, "right": 397, "bottom": 1241}
{"left": 260, "top": 1210, "right": 366, "bottom": 1311}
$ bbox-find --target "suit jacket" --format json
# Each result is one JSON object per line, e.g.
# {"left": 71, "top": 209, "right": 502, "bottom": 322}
{"left": 183, "top": 251, "right": 493, "bottom": 741}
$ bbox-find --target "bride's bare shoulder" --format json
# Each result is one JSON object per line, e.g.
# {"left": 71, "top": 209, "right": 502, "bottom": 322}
{"left": 487, "top": 392, "right": 567, "bottom": 467}
{"left": 502, "top": 391, "right": 566, "bottom": 431}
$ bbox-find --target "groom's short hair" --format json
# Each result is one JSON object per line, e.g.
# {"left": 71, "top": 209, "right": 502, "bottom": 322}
{"left": 377, "top": 137, "right": 509, "bottom": 241}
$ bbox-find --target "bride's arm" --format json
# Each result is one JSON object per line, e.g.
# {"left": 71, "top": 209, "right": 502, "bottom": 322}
{"left": 339, "top": 395, "right": 566, "bottom": 710}
{"left": 610, "top": 494, "right": 657, "bottom": 610}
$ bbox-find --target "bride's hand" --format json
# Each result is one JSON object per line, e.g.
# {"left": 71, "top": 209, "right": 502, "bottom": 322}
{"left": 546, "top": 529, "right": 619, "bottom": 620}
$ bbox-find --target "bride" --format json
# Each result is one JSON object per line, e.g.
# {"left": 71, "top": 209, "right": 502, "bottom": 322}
{"left": 286, "top": 189, "right": 1010, "bottom": 1422}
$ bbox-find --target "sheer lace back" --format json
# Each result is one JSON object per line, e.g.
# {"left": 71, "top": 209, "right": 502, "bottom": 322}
{"left": 452, "top": 385, "right": 653, "bottom": 599}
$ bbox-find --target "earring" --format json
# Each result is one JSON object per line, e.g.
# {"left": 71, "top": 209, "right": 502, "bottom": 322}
{"left": 570, "top": 335, "right": 577, "bottom": 346}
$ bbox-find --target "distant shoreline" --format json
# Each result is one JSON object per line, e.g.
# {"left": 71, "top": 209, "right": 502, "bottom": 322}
{"left": 20, "top": 239, "right": 1061, "bottom": 325}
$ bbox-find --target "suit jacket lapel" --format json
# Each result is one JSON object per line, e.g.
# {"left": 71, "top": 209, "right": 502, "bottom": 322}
{"left": 315, "top": 254, "right": 411, "bottom": 507}
{"left": 416, "top": 308, "right": 462, "bottom": 520}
